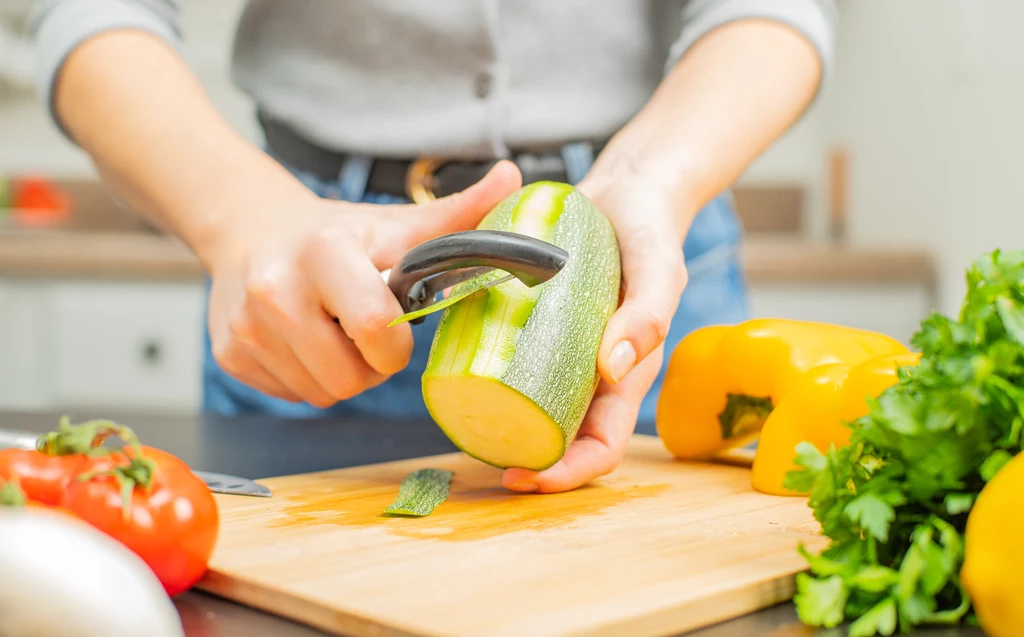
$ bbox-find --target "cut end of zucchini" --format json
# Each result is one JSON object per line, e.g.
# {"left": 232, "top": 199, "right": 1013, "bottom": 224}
{"left": 424, "top": 374, "right": 565, "bottom": 471}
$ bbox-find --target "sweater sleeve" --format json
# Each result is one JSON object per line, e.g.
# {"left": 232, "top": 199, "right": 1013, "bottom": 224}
{"left": 666, "top": 0, "right": 838, "bottom": 97}
{"left": 29, "top": 0, "right": 184, "bottom": 138}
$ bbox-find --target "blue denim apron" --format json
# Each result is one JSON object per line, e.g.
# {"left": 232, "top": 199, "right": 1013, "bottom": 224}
{"left": 201, "top": 145, "right": 750, "bottom": 436}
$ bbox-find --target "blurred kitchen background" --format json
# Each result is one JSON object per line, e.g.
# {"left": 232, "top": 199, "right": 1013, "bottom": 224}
{"left": 0, "top": 0, "right": 1009, "bottom": 414}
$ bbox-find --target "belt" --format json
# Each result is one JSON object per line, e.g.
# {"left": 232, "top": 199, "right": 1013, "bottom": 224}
{"left": 257, "top": 110, "right": 605, "bottom": 204}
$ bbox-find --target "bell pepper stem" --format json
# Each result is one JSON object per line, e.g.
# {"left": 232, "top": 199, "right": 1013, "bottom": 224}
{"left": 718, "top": 393, "right": 773, "bottom": 440}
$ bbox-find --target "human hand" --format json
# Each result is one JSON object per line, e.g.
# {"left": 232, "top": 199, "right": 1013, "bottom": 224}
{"left": 502, "top": 174, "right": 689, "bottom": 493}
{"left": 205, "top": 160, "right": 523, "bottom": 407}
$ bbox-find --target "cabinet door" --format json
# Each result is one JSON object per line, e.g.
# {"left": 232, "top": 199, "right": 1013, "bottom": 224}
{"left": 0, "top": 280, "right": 52, "bottom": 410}
{"left": 49, "top": 282, "right": 206, "bottom": 411}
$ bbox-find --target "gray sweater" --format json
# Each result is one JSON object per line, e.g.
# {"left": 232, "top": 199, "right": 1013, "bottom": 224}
{"left": 30, "top": 0, "right": 837, "bottom": 160}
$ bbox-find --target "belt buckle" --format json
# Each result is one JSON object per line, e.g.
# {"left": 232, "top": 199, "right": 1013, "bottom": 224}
{"left": 406, "top": 156, "right": 446, "bottom": 204}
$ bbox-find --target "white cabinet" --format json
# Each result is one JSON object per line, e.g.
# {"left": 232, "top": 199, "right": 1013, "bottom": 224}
{"left": 0, "top": 279, "right": 205, "bottom": 413}
{"left": 0, "top": 276, "right": 935, "bottom": 413}
{"left": 0, "top": 281, "right": 52, "bottom": 410}
{"left": 48, "top": 282, "right": 205, "bottom": 411}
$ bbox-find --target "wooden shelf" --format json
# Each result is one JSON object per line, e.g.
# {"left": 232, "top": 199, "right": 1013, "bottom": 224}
{"left": 740, "top": 238, "right": 936, "bottom": 286}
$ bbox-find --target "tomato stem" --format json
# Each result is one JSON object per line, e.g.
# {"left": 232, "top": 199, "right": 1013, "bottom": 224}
{"left": 76, "top": 449, "right": 157, "bottom": 521}
{"left": 30, "top": 416, "right": 160, "bottom": 520}
{"left": 36, "top": 415, "right": 141, "bottom": 457}
{"left": 0, "top": 476, "right": 27, "bottom": 507}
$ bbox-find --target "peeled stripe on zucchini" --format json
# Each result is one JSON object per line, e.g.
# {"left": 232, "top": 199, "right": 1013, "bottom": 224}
{"left": 422, "top": 182, "right": 621, "bottom": 471}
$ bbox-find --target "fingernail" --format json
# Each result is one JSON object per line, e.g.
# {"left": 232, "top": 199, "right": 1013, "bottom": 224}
{"left": 608, "top": 341, "right": 637, "bottom": 383}
{"left": 509, "top": 482, "right": 538, "bottom": 493}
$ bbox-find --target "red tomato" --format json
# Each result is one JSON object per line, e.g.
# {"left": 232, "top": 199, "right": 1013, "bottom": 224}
{"left": 0, "top": 448, "right": 102, "bottom": 505}
{"left": 60, "top": 445, "right": 219, "bottom": 596}
{"left": 0, "top": 418, "right": 146, "bottom": 505}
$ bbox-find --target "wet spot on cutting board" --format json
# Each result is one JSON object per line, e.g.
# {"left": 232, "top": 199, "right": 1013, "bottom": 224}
{"left": 268, "top": 460, "right": 670, "bottom": 542}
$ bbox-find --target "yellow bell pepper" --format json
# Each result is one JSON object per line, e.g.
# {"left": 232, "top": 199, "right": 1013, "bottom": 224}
{"left": 655, "top": 318, "right": 916, "bottom": 493}
{"left": 750, "top": 350, "right": 921, "bottom": 495}
{"left": 961, "top": 450, "right": 1024, "bottom": 637}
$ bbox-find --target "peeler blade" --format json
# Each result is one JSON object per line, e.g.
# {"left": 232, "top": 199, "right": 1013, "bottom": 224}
{"left": 387, "top": 271, "right": 515, "bottom": 326}
{"left": 382, "top": 230, "right": 568, "bottom": 325}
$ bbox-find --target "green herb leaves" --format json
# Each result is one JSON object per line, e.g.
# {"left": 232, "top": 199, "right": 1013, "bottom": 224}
{"left": 794, "top": 573, "right": 847, "bottom": 628}
{"left": 844, "top": 493, "right": 898, "bottom": 544}
{"left": 849, "top": 597, "right": 896, "bottom": 637}
{"left": 785, "top": 249, "right": 1024, "bottom": 635}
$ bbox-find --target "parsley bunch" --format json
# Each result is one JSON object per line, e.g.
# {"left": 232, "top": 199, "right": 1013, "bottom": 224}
{"left": 784, "top": 249, "right": 1024, "bottom": 636}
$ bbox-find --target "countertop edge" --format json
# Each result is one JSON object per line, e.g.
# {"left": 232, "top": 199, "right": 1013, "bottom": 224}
{"left": 0, "top": 232, "right": 937, "bottom": 286}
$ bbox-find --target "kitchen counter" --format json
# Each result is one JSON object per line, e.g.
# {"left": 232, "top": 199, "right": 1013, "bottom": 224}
{"left": 0, "top": 177, "right": 936, "bottom": 286}
{"left": 0, "top": 229, "right": 937, "bottom": 286}
{"left": 1, "top": 409, "right": 984, "bottom": 637}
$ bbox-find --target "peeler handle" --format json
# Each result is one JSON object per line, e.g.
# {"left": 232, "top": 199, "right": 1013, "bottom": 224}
{"left": 386, "top": 230, "right": 568, "bottom": 322}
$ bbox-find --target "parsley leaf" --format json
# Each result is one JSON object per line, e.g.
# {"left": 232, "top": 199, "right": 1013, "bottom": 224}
{"left": 980, "top": 449, "right": 1013, "bottom": 482}
{"left": 794, "top": 573, "right": 848, "bottom": 628}
{"left": 850, "top": 565, "right": 900, "bottom": 593}
{"left": 996, "top": 296, "right": 1024, "bottom": 347}
{"left": 943, "top": 493, "right": 974, "bottom": 515}
{"left": 844, "top": 493, "right": 896, "bottom": 543}
{"left": 789, "top": 249, "right": 1024, "bottom": 635}
{"left": 849, "top": 598, "right": 897, "bottom": 637}
{"left": 784, "top": 441, "right": 828, "bottom": 493}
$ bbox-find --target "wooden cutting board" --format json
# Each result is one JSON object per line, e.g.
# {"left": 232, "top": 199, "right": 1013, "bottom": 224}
{"left": 196, "top": 435, "right": 827, "bottom": 637}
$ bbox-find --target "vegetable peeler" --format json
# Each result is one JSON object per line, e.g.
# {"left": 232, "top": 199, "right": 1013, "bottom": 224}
{"left": 382, "top": 230, "right": 569, "bottom": 326}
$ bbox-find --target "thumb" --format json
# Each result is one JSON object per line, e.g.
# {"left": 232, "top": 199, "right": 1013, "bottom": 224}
{"left": 368, "top": 160, "right": 523, "bottom": 267}
{"left": 598, "top": 242, "right": 687, "bottom": 385}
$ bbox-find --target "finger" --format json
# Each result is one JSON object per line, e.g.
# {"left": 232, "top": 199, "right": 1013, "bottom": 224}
{"left": 239, "top": 291, "right": 340, "bottom": 408}
{"left": 501, "top": 345, "right": 664, "bottom": 493}
{"left": 305, "top": 226, "right": 415, "bottom": 376}
{"left": 251, "top": 324, "right": 338, "bottom": 408}
{"left": 598, "top": 227, "right": 687, "bottom": 385}
{"left": 210, "top": 338, "right": 303, "bottom": 403}
{"left": 364, "top": 159, "right": 523, "bottom": 268}
{"left": 281, "top": 308, "right": 389, "bottom": 400}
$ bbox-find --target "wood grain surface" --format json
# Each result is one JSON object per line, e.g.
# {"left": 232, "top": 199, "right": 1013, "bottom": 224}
{"left": 197, "top": 435, "right": 827, "bottom": 637}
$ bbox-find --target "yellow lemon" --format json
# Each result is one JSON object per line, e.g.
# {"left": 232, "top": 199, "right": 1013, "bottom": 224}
{"left": 961, "top": 451, "right": 1024, "bottom": 637}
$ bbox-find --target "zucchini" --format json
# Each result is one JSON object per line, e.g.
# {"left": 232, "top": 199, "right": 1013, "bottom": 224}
{"left": 422, "top": 182, "right": 621, "bottom": 471}
{"left": 383, "top": 468, "right": 453, "bottom": 517}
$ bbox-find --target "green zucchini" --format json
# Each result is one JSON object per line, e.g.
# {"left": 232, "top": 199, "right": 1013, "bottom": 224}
{"left": 422, "top": 182, "right": 621, "bottom": 471}
{"left": 383, "top": 468, "right": 454, "bottom": 517}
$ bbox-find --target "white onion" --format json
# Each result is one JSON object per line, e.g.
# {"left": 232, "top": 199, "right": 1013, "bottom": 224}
{"left": 0, "top": 508, "right": 185, "bottom": 637}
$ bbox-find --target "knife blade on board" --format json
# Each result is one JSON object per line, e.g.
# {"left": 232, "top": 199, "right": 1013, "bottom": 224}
{"left": 0, "top": 427, "right": 272, "bottom": 498}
